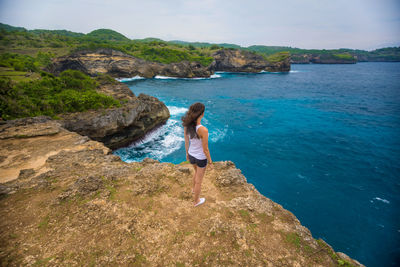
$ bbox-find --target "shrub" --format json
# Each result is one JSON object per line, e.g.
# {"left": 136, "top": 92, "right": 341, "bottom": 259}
{"left": 0, "top": 70, "right": 121, "bottom": 120}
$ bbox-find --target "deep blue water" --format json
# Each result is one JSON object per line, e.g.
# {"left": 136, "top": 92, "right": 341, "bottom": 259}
{"left": 113, "top": 63, "right": 400, "bottom": 267}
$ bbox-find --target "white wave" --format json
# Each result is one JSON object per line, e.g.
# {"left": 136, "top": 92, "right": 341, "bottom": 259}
{"left": 210, "top": 126, "right": 228, "bottom": 142}
{"left": 210, "top": 73, "right": 222, "bottom": 78}
{"left": 116, "top": 75, "right": 145, "bottom": 82}
{"left": 121, "top": 119, "right": 184, "bottom": 162}
{"left": 168, "top": 106, "right": 188, "bottom": 116}
{"left": 372, "top": 197, "right": 390, "bottom": 204}
{"left": 155, "top": 74, "right": 221, "bottom": 80}
{"left": 154, "top": 75, "right": 179, "bottom": 80}
{"left": 289, "top": 70, "right": 300, "bottom": 73}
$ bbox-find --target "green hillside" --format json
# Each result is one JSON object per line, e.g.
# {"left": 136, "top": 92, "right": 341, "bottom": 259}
{"left": 0, "top": 22, "right": 215, "bottom": 66}
{"left": 0, "top": 22, "right": 27, "bottom": 32}
{"left": 86, "top": 29, "right": 130, "bottom": 42}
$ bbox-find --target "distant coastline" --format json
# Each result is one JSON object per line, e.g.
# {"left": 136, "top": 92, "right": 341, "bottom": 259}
{"left": 1, "top": 22, "right": 399, "bottom": 66}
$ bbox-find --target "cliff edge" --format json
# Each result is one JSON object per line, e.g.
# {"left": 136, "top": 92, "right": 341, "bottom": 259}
{"left": 0, "top": 119, "right": 364, "bottom": 266}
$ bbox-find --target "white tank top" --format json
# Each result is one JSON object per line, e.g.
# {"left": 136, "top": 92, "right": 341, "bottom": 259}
{"left": 188, "top": 125, "right": 208, "bottom": 160}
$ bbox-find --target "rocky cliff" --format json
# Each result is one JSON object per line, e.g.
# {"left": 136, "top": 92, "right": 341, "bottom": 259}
{"left": 0, "top": 119, "right": 364, "bottom": 266}
{"left": 290, "top": 54, "right": 357, "bottom": 64}
{"left": 50, "top": 49, "right": 213, "bottom": 78}
{"left": 58, "top": 80, "right": 170, "bottom": 150}
{"left": 211, "top": 49, "right": 291, "bottom": 72}
{"left": 50, "top": 48, "right": 291, "bottom": 79}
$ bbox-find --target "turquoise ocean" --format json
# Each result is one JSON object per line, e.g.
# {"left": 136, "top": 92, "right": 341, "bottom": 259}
{"left": 113, "top": 62, "right": 400, "bottom": 267}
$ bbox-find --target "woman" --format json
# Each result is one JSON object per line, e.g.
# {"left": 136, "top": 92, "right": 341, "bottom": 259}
{"left": 181, "top": 102, "right": 213, "bottom": 207}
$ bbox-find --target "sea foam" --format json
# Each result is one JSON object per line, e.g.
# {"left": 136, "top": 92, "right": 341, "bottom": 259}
{"left": 168, "top": 106, "right": 188, "bottom": 116}
{"left": 114, "top": 118, "right": 184, "bottom": 163}
{"left": 115, "top": 76, "right": 145, "bottom": 82}
{"left": 154, "top": 74, "right": 221, "bottom": 80}
{"left": 372, "top": 197, "right": 390, "bottom": 204}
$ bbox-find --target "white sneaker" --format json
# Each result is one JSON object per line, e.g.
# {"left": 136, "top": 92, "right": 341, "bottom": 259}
{"left": 194, "top": 197, "right": 205, "bottom": 207}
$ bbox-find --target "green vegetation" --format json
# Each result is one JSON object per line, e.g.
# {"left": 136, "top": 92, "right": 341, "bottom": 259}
{"left": 133, "top": 46, "right": 213, "bottom": 66}
{"left": 38, "top": 215, "right": 50, "bottom": 229}
{"left": 1, "top": 22, "right": 398, "bottom": 123}
{"left": 86, "top": 29, "right": 130, "bottom": 42}
{"left": 0, "top": 23, "right": 217, "bottom": 67}
{"left": 332, "top": 53, "right": 354, "bottom": 61}
{"left": 1, "top": 22, "right": 399, "bottom": 65}
{"left": 238, "top": 209, "right": 250, "bottom": 220}
{"left": 246, "top": 44, "right": 400, "bottom": 61}
{"left": 0, "top": 69, "right": 121, "bottom": 120}
{"left": 316, "top": 238, "right": 356, "bottom": 267}
{"left": 0, "top": 67, "right": 41, "bottom": 83}
{"left": 265, "top": 51, "right": 290, "bottom": 63}
{"left": 285, "top": 232, "right": 301, "bottom": 249}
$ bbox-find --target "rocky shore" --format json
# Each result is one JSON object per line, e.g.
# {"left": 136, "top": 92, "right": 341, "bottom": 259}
{"left": 49, "top": 48, "right": 291, "bottom": 79}
{"left": 0, "top": 118, "right": 364, "bottom": 266}
{"left": 58, "top": 79, "right": 170, "bottom": 150}
{"left": 50, "top": 49, "right": 214, "bottom": 78}
{"left": 212, "top": 49, "right": 291, "bottom": 72}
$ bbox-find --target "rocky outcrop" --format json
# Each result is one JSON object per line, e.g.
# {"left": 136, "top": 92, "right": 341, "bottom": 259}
{"left": 310, "top": 55, "right": 356, "bottom": 64}
{"left": 265, "top": 55, "right": 291, "bottom": 72}
{"left": 211, "top": 49, "right": 268, "bottom": 72}
{"left": 211, "top": 49, "right": 290, "bottom": 72}
{"left": 0, "top": 120, "right": 364, "bottom": 266}
{"left": 290, "top": 54, "right": 357, "bottom": 64}
{"left": 57, "top": 81, "right": 170, "bottom": 150}
{"left": 50, "top": 48, "right": 292, "bottom": 78}
{"left": 290, "top": 54, "right": 312, "bottom": 64}
{"left": 50, "top": 48, "right": 213, "bottom": 78}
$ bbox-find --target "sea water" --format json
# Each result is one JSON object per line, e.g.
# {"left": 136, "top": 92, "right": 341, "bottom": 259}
{"left": 113, "top": 63, "right": 400, "bottom": 267}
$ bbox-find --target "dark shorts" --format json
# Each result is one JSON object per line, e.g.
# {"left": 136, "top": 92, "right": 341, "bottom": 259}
{"left": 188, "top": 153, "right": 207, "bottom": 168}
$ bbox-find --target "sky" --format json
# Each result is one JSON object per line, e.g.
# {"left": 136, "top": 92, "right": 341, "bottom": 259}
{"left": 0, "top": 0, "right": 399, "bottom": 50}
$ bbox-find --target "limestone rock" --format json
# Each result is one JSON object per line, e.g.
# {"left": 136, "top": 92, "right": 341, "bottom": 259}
{"left": 211, "top": 49, "right": 291, "bottom": 73}
{"left": 215, "top": 166, "right": 247, "bottom": 187}
{"left": 211, "top": 49, "right": 268, "bottom": 72}
{"left": 58, "top": 83, "right": 170, "bottom": 150}
{"left": 0, "top": 120, "right": 365, "bottom": 267}
{"left": 50, "top": 48, "right": 213, "bottom": 78}
{"left": 57, "top": 175, "right": 104, "bottom": 201}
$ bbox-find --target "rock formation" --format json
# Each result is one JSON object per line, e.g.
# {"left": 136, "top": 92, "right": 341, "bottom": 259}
{"left": 211, "top": 49, "right": 290, "bottom": 72}
{"left": 57, "top": 80, "right": 170, "bottom": 150}
{"left": 50, "top": 49, "right": 213, "bottom": 78}
{"left": 49, "top": 48, "right": 291, "bottom": 79}
{"left": 290, "top": 54, "right": 357, "bottom": 64}
{"left": 211, "top": 49, "right": 269, "bottom": 72}
{"left": 0, "top": 119, "right": 364, "bottom": 266}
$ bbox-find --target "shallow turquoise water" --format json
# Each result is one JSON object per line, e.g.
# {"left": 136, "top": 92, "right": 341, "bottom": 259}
{"left": 113, "top": 63, "right": 400, "bottom": 266}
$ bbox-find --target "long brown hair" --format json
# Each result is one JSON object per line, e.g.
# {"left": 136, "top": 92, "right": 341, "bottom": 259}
{"left": 181, "top": 102, "right": 205, "bottom": 139}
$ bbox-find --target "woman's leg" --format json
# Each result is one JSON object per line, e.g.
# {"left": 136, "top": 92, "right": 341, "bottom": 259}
{"left": 191, "top": 164, "right": 197, "bottom": 192}
{"left": 193, "top": 165, "right": 206, "bottom": 205}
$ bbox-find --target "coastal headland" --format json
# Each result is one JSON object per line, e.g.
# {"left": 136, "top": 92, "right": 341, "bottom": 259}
{"left": 0, "top": 22, "right": 370, "bottom": 266}
{"left": 0, "top": 117, "right": 364, "bottom": 266}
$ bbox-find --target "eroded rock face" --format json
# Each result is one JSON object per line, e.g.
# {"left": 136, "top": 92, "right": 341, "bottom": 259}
{"left": 58, "top": 94, "right": 170, "bottom": 150}
{"left": 58, "top": 82, "right": 170, "bottom": 150}
{"left": 265, "top": 56, "right": 291, "bottom": 72}
{"left": 0, "top": 121, "right": 365, "bottom": 267}
{"left": 50, "top": 48, "right": 213, "bottom": 78}
{"left": 211, "top": 49, "right": 291, "bottom": 73}
{"left": 290, "top": 54, "right": 357, "bottom": 64}
{"left": 211, "top": 49, "right": 269, "bottom": 72}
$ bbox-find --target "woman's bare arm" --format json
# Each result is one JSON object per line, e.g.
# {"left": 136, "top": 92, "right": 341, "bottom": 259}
{"left": 199, "top": 127, "right": 212, "bottom": 164}
{"left": 184, "top": 126, "right": 189, "bottom": 158}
